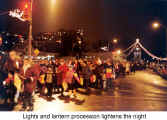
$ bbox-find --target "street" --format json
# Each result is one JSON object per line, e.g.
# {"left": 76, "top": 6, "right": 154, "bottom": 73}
{"left": 12, "top": 70, "right": 167, "bottom": 111}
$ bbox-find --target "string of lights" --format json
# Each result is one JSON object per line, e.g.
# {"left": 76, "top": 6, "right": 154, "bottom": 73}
{"left": 122, "top": 42, "right": 137, "bottom": 53}
{"left": 138, "top": 42, "right": 167, "bottom": 61}
{"left": 138, "top": 43, "right": 159, "bottom": 59}
{"left": 122, "top": 40, "right": 167, "bottom": 61}
{"left": 125, "top": 45, "right": 137, "bottom": 57}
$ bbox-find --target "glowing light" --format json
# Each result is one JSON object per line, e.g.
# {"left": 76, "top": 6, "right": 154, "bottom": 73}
{"left": 56, "top": 40, "right": 61, "bottom": 43}
{"left": 113, "top": 39, "right": 118, "bottom": 43}
{"left": 25, "top": 4, "right": 28, "bottom": 9}
{"left": 117, "top": 50, "right": 121, "bottom": 55}
{"left": 153, "top": 80, "right": 159, "bottom": 85}
{"left": 51, "top": 0, "right": 56, "bottom": 4}
{"left": 152, "top": 22, "right": 160, "bottom": 29}
{"left": 37, "top": 56, "right": 41, "bottom": 59}
{"left": 16, "top": 61, "right": 19, "bottom": 69}
{"left": 101, "top": 46, "right": 108, "bottom": 51}
{"left": 136, "top": 38, "right": 140, "bottom": 43}
{"left": 136, "top": 47, "right": 140, "bottom": 51}
{"left": 78, "top": 40, "right": 82, "bottom": 44}
{"left": 49, "top": 0, "right": 57, "bottom": 16}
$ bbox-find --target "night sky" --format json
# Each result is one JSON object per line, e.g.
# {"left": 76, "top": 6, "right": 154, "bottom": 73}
{"left": 0, "top": 0, "right": 167, "bottom": 56}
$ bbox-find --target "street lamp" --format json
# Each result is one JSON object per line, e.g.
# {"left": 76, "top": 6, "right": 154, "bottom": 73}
{"left": 8, "top": 0, "right": 57, "bottom": 57}
{"left": 28, "top": 0, "right": 33, "bottom": 58}
{"left": 151, "top": 21, "right": 167, "bottom": 56}
{"left": 152, "top": 22, "right": 160, "bottom": 29}
{"left": 112, "top": 38, "right": 118, "bottom": 51}
{"left": 51, "top": 0, "right": 57, "bottom": 4}
{"left": 113, "top": 39, "right": 118, "bottom": 44}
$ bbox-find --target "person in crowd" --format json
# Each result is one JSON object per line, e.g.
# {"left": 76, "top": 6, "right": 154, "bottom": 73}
{"left": 52, "top": 59, "right": 59, "bottom": 93}
{"left": 46, "top": 66, "right": 54, "bottom": 99}
{"left": 94, "top": 58, "right": 104, "bottom": 89}
{"left": 22, "top": 61, "right": 41, "bottom": 111}
{"left": 57, "top": 59, "right": 68, "bottom": 96}
{"left": 0, "top": 51, "right": 8, "bottom": 100}
{"left": 131, "top": 62, "right": 137, "bottom": 73}
{"left": 22, "top": 77, "right": 34, "bottom": 111}
{"left": 89, "top": 61, "right": 96, "bottom": 88}
{"left": 4, "top": 51, "right": 22, "bottom": 104}
{"left": 37, "top": 60, "right": 48, "bottom": 95}
{"left": 38, "top": 71, "right": 46, "bottom": 97}
{"left": 114, "top": 62, "right": 120, "bottom": 78}
{"left": 104, "top": 59, "right": 114, "bottom": 90}
{"left": 125, "top": 62, "right": 130, "bottom": 75}
{"left": 3, "top": 71, "right": 17, "bottom": 105}
{"left": 64, "top": 63, "right": 77, "bottom": 98}
{"left": 4, "top": 51, "right": 18, "bottom": 73}
{"left": 1, "top": 49, "right": 158, "bottom": 111}
{"left": 81, "top": 61, "right": 92, "bottom": 90}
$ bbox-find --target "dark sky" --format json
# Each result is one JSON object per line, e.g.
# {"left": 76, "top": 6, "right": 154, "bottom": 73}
{"left": 102, "top": 0, "right": 167, "bottom": 56}
{"left": 0, "top": 0, "right": 167, "bottom": 56}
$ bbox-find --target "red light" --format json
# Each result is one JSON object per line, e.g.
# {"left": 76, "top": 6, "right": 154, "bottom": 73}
{"left": 23, "top": 2, "right": 30, "bottom": 20}
{"left": 18, "top": 35, "right": 22, "bottom": 38}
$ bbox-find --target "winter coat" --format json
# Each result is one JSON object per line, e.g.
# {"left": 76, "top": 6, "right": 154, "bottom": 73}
{"left": 64, "top": 69, "right": 74, "bottom": 84}
{"left": 57, "top": 64, "right": 68, "bottom": 85}
{"left": 24, "top": 64, "right": 41, "bottom": 93}
{"left": 81, "top": 65, "right": 92, "bottom": 80}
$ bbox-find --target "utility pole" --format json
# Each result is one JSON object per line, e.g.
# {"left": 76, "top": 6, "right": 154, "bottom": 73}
{"left": 28, "top": 0, "right": 33, "bottom": 57}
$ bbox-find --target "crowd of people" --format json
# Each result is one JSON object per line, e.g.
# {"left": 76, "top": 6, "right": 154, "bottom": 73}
{"left": 0, "top": 50, "right": 147, "bottom": 111}
{"left": 148, "top": 61, "right": 167, "bottom": 79}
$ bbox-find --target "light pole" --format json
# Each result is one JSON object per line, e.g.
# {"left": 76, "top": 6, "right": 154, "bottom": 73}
{"left": 152, "top": 21, "right": 167, "bottom": 57}
{"left": 28, "top": 0, "right": 33, "bottom": 57}
{"left": 28, "top": 0, "right": 56, "bottom": 57}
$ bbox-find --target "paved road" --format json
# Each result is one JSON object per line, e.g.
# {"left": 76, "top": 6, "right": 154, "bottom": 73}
{"left": 8, "top": 70, "right": 167, "bottom": 111}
